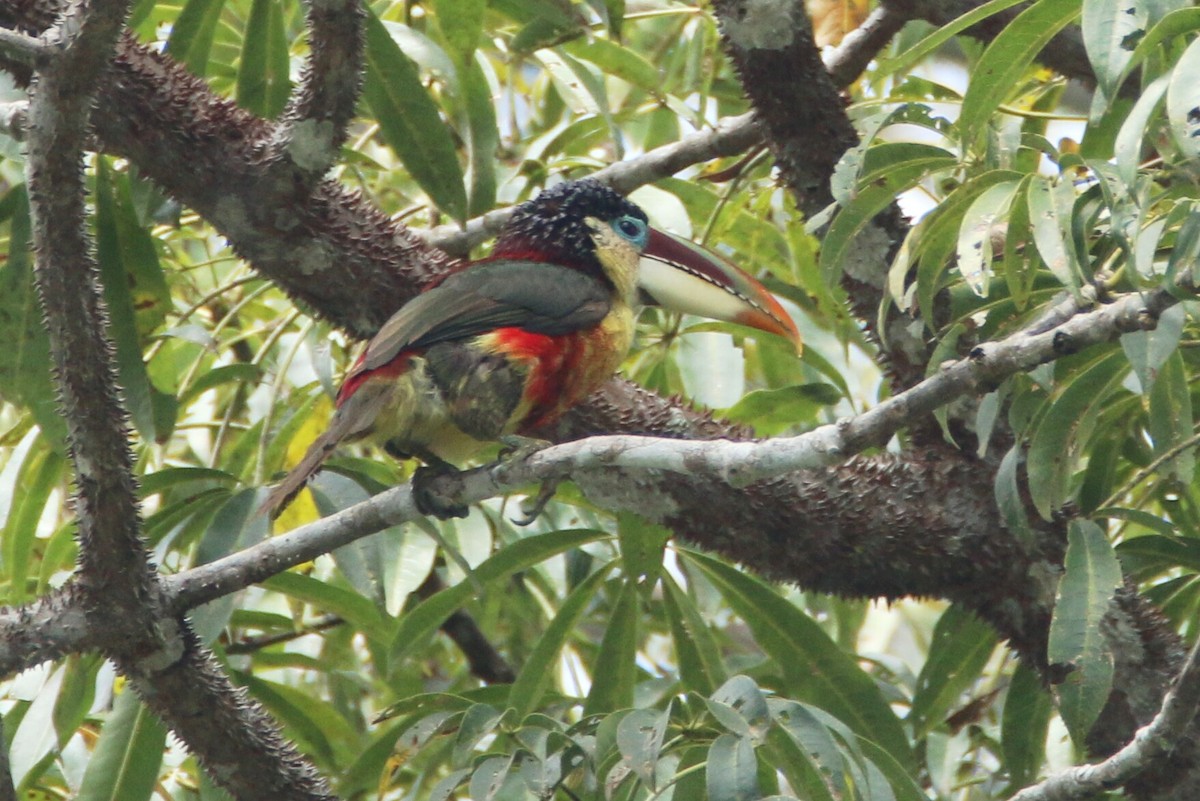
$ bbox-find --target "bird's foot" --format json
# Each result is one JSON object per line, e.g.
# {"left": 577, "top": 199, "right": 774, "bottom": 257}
{"left": 496, "top": 436, "right": 557, "bottom": 525}
{"left": 412, "top": 460, "right": 470, "bottom": 520}
{"left": 497, "top": 435, "right": 551, "bottom": 461}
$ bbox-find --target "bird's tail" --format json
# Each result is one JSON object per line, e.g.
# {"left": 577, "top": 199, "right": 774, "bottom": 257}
{"left": 258, "top": 429, "right": 343, "bottom": 519}
{"left": 259, "top": 377, "right": 392, "bottom": 519}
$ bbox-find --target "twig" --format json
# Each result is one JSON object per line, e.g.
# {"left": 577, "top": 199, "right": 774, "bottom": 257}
{"left": 1011, "top": 634, "right": 1200, "bottom": 801}
{"left": 0, "top": 28, "right": 46, "bottom": 65}
{"left": 824, "top": 4, "right": 910, "bottom": 87}
{"left": 225, "top": 613, "right": 344, "bottom": 655}
{"left": 1100, "top": 429, "right": 1200, "bottom": 510}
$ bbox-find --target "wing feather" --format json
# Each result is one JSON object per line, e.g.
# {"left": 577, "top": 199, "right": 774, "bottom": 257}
{"left": 358, "top": 260, "right": 612, "bottom": 373}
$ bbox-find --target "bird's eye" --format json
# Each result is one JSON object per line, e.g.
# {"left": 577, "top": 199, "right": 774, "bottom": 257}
{"left": 613, "top": 215, "right": 647, "bottom": 245}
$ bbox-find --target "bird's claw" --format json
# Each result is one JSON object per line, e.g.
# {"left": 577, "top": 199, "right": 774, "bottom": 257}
{"left": 412, "top": 463, "right": 470, "bottom": 520}
{"left": 511, "top": 479, "right": 561, "bottom": 526}
{"left": 496, "top": 436, "right": 556, "bottom": 525}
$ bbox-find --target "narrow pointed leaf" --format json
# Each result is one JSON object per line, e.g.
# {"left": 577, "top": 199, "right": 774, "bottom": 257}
{"left": 165, "top": 0, "right": 227, "bottom": 74}
{"left": 391, "top": 528, "right": 607, "bottom": 664}
{"left": 1027, "top": 352, "right": 1127, "bottom": 519}
{"left": 1167, "top": 36, "right": 1200, "bottom": 158}
{"left": 238, "top": 0, "right": 291, "bottom": 118}
{"left": 1002, "top": 661, "right": 1054, "bottom": 787}
{"left": 1048, "top": 519, "right": 1122, "bottom": 745}
{"left": 363, "top": 12, "right": 468, "bottom": 222}
{"left": 959, "top": 0, "right": 1081, "bottom": 149}
{"left": 662, "top": 573, "right": 727, "bottom": 695}
{"left": 909, "top": 606, "right": 999, "bottom": 739}
{"left": 955, "top": 180, "right": 1020, "bottom": 296}
{"left": 1082, "top": 0, "right": 1149, "bottom": 99}
{"left": 686, "top": 550, "right": 914, "bottom": 770}
{"left": 509, "top": 561, "right": 615, "bottom": 716}
{"left": 77, "top": 692, "right": 167, "bottom": 801}
{"left": 584, "top": 578, "right": 640, "bottom": 714}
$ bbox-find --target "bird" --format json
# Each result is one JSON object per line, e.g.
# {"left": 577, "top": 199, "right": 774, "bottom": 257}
{"left": 261, "top": 178, "right": 800, "bottom": 519}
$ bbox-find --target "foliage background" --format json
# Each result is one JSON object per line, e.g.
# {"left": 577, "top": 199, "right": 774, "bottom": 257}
{"left": 3, "top": 0, "right": 1200, "bottom": 799}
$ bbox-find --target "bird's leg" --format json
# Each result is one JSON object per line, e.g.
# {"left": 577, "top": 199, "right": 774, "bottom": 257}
{"left": 410, "top": 450, "right": 470, "bottom": 520}
{"left": 497, "top": 435, "right": 560, "bottom": 526}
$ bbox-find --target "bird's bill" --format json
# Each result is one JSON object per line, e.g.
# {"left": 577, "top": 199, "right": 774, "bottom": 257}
{"left": 638, "top": 228, "right": 802, "bottom": 352}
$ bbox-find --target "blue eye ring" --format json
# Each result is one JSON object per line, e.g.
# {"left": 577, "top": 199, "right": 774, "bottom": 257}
{"left": 612, "top": 215, "right": 649, "bottom": 248}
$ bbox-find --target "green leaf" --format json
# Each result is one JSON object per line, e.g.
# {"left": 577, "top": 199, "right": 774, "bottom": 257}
{"left": 1115, "top": 73, "right": 1170, "bottom": 187}
{"left": 662, "top": 573, "right": 727, "bottom": 696}
{"left": 77, "top": 692, "right": 167, "bottom": 801}
{"left": 391, "top": 528, "right": 607, "bottom": 665}
{"left": 508, "top": 561, "right": 616, "bottom": 716}
{"left": 363, "top": 12, "right": 468, "bottom": 222}
{"left": 821, "top": 154, "right": 957, "bottom": 284}
{"left": 239, "top": 673, "right": 357, "bottom": 766}
{"left": 763, "top": 725, "right": 836, "bottom": 801}
{"left": 0, "top": 187, "right": 66, "bottom": 448}
{"left": 564, "top": 37, "right": 661, "bottom": 95}
{"left": 584, "top": 578, "right": 640, "bottom": 714}
{"left": 995, "top": 444, "right": 1034, "bottom": 543}
{"left": 1123, "top": 7, "right": 1200, "bottom": 83}
{"left": 955, "top": 179, "right": 1021, "bottom": 296}
{"left": 1165, "top": 206, "right": 1200, "bottom": 289}
{"left": 1167, "top": 35, "right": 1200, "bottom": 158}
{"left": 1082, "top": 0, "right": 1149, "bottom": 100}
{"left": 470, "top": 754, "right": 518, "bottom": 801}
{"left": 686, "top": 550, "right": 914, "bottom": 770}
{"left": 1048, "top": 519, "right": 1122, "bottom": 745}
{"left": 722, "top": 384, "right": 840, "bottom": 435}
{"left": 856, "top": 736, "right": 929, "bottom": 801}
{"left": 1027, "top": 352, "right": 1128, "bottom": 519}
{"left": 461, "top": 60, "right": 498, "bottom": 217}
{"left": 710, "top": 676, "right": 772, "bottom": 742}
{"left": 238, "top": 0, "right": 291, "bottom": 118}
{"left": 1148, "top": 350, "right": 1194, "bottom": 483}
{"left": 908, "top": 606, "right": 999, "bottom": 739}
{"left": 452, "top": 703, "right": 505, "bottom": 768}
{"left": 706, "top": 733, "right": 760, "bottom": 801}
{"left": 432, "top": 0, "right": 485, "bottom": 62}
{"left": 1122, "top": 295, "right": 1184, "bottom": 395}
{"left": 165, "top": 0, "right": 227, "bottom": 74}
{"left": 264, "top": 571, "right": 387, "bottom": 635}
{"left": 898, "top": 170, "right": 1023, "bottom": 322}
{"left": 3, "top": 439, "right": 63, "bottom": 604}
{"left": 617, "top": 512, "right": 670, "bottom": 587}
{"left": 1026, "top": 173, "right": 1081, "bottom": 293}
{"left": 959, "top": 0, "right": 1082, "bottom": 150}
{"left": 616, "top": 706, "right": 670, "bottom": 788}
{"left": 95, "top": 160, "right": 177, "bottom": 444}
{"left": 878, "top": 0, "right": 1031, "bottom": 78}
{"left": 1001, "top": 661, "right": 1054, "bottom": 788}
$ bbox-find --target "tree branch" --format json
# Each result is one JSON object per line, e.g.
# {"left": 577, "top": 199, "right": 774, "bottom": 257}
{"left": 0, "top": 586, "right": 98, "bottom": 676}
{"left": 165, "top": 286, "right": 1173, "bottom": 614}
{"left": 1012, "top": 634, "right": 1200, "bottom": 801}
{"left": 269, "top": 0, "right": 365, "bottom": 184}
{"left": 0, "top": 27, "right": 46, "bottom": 65}
{"left": 22, "top": 0, "right": 339, "bottom": 797}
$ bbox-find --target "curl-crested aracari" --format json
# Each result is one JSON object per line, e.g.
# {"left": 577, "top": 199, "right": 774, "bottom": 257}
{"left": 262, "top": 179, "right": 799, "bottom": 518}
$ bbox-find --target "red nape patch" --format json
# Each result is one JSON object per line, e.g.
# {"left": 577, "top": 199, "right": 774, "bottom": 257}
{"left": 336, "top": 351, "right": 412, "bottom": 407}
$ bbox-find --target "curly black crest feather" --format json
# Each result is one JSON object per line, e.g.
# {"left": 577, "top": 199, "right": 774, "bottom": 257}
{"left": 491, "top": 179, "right": 648, "bottom": 273}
